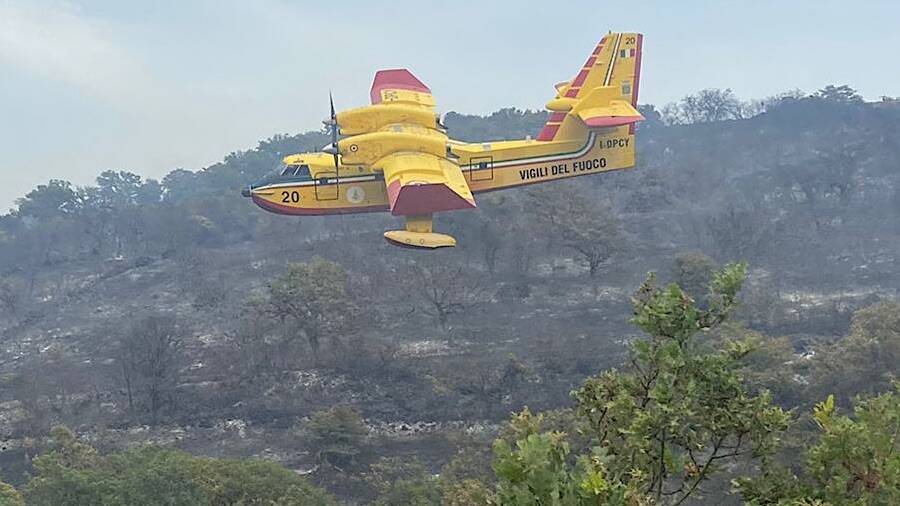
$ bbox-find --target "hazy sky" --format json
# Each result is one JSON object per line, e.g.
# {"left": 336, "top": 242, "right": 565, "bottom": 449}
{"left": 2, "top": 0, "right": 899, "bottom": 211}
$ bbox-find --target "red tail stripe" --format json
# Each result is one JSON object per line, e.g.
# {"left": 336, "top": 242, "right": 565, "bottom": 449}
{"left": 572, "top": 69, "right": 590, "bottom": 87}
{"left": 548, "top": 112, "right": 567, "bottom": 122}
{"left": 536, "top": 123, "right": 560, "bottom": 141}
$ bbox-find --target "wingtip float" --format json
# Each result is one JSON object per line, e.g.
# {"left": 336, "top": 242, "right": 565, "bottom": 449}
{"left": 244, "top": 32, "right": 644, "bottom": 250}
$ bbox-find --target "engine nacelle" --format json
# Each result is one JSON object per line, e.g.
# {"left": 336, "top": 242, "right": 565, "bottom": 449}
{"left": 337, "top": 127, "right": 448, "bottom": 166}
{"left": 337, "top": 104, "right": 439, "bottom": 136}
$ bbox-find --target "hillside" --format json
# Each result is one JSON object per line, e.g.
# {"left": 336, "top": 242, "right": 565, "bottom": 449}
{"left": 1, "top": 92, "right": 899, "bottom": 503}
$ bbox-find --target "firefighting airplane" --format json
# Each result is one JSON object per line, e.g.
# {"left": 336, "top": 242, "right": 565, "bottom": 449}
{"left": 243, "top": 32, "right": 644, "bottom": 249}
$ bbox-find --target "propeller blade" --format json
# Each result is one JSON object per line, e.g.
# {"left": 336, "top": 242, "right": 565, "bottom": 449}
{"left": 329, "top": 91, "right": 336, "bottom": 123}
{"left": 329, "top": 91, "right": 339, "bottom": 171}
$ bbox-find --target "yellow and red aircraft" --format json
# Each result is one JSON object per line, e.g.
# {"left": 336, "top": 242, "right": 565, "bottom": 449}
{"left": 243, "top": 32, "right": 644, "bottom": 249}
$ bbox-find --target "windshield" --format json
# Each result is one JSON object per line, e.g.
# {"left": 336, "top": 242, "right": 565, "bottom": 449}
{"left": 278, "top": 163, "right": 311, "bottom": 178}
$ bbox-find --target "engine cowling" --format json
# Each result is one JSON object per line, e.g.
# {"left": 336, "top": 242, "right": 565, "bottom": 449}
{"left": 337, "top": 125, "right": 448, "bottom": 166}
{"left": 336, "top": 104, "right": 439, "bottom": 136}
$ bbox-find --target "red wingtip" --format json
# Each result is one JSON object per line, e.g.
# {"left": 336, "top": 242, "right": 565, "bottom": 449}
{"left": 370, "top": 69, "right": 431, "bottom": 104}
{"left": 387, "top": 181, "right": 475, "bottom": 216}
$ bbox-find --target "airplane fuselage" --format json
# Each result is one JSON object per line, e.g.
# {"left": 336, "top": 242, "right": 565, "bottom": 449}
{"left": 247, "top": 124, "right": 635, "bottom": 216}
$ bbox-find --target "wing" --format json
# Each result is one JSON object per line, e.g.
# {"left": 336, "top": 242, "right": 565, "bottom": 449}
{"left": 343, "top": 69, "right": 474, "bottom": 217}
{"left": 334, "top": 69, "right": 475, "bottom": 247}
{"left": 378, "top": 152, "right": 475, "bottom": 216}
{"left": 370, "top": 69, "right": 436, "bottom": 109}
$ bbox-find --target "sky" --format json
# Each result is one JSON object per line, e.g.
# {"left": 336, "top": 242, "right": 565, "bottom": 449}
{"left": 1, "top": 0, "right": 899, "bottom": 211}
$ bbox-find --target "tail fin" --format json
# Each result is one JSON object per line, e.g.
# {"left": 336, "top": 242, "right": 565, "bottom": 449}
{"left": 537, "top": 32, "right": 644, "bottom": 141}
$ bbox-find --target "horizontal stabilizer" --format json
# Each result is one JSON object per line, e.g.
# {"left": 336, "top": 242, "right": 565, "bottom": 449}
{"left": 573, "top": 85, "right": 644, "bottom": 128}
{"left": 578, "top": 104, "right": 644, "bottom": 127}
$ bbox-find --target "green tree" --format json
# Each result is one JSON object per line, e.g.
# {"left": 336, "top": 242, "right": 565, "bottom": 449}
{"left": 0, "top": 482, "right": 24, "bottom": 506}
{"left": 672, "top": 251, "right": 717, "bottom": 305}
{"left": 715, "top": 323, "right": 798, "bottom": 405}
{"left": 809, "top": 301, "right": 900, "bottom": 404}
{"left": 367, "top": 456, "right": 441, "bottom": 506}
{"left": 135, "top": 178, "right": 164, "bottom": 205}
{"left": 24, "top": 425, "right": 108, "bottom": 506}
{"left": 15, "top": 180, "right": 82, "bottom": 220}
{"left": 95, "top": 170, "right": 144, "bottom": 207}
{"left": 161, "top": 169, "right": 199, "bottom": 203}
{"left": 25, "top": 426, "right": 336, "bottom": 505}
{"left": 438, "top": 446, "right": 496, "bottom": 506}
{"left": 265, "top": 258, "right": 358, "bottom": 353}
{"left": 175, "top": 450, "right": 337, "bottom": 505}
{"left": 492, "top": 264, "right": 792, "bottom": 505}
{"left": 305, "top": 405, "right": 368, "bottom": 467}
{"left": 807, "top": 389, "right": 900, "bottom": 505}
{"left": 0, "top": 276, "right": 25, "bottom": 323}
{"left": 528, "top": 186, "right": 622, "bottom": 278}
{"left": 663, "top": 88, "right": 746, "bottom": 124}
{"left": 738, "top": 385, "right": 900, "bottom": 505}
{"left": 814, "top": 85, "right": 863, "bottom": 103}
{"left": 573, "top": 263, "right": 790, "bottom": 503}
{"left": 440, "top": 480, "right": 494, "bottom": 506}
{"left": 493, "top": 425, "right": 627, "bottom": 505}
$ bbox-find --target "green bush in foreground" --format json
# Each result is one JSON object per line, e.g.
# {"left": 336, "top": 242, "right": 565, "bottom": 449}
{"left": 493, "top": 263, "right": 793, "bottom": 505}
{"left": 24, "top": 426, "right": 335, "bottom": 506}
{"left": 490, "top": 264, "right": 900, "bottom": 505}
{"left": 738, "top": 384, "right": 900, "bottom": 505}
{"left": 0, "top": 481, "right": 24, "bottom": 506}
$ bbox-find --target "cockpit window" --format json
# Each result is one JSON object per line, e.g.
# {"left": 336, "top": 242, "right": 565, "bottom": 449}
{"left": 280, "top": 164, "right": 311, "bottom": 178}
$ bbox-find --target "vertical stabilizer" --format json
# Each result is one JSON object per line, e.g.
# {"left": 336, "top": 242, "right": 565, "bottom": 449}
{"left": 537, "top": 32, "right": 644, "bottom": 141}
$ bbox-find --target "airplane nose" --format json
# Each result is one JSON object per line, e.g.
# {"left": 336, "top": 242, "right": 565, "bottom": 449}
{"left": 241, "top": 186, "right": 252, "bottom": 198}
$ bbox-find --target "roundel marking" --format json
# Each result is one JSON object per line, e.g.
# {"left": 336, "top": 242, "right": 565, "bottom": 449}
{"left": 346, "top": 186, "right": 366, "bottom": 204}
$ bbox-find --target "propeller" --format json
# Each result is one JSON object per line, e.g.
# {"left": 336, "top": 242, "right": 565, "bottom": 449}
{"left": 329, "top": 91, "right": 339, "bottom": 172}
